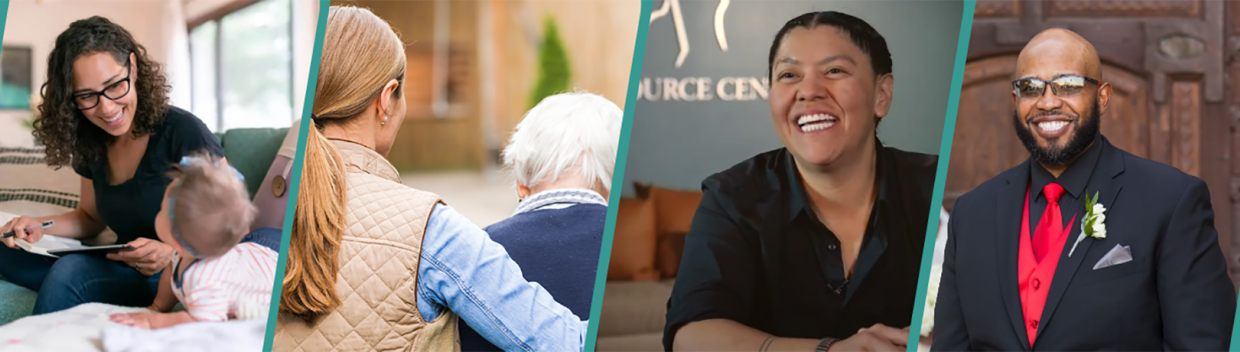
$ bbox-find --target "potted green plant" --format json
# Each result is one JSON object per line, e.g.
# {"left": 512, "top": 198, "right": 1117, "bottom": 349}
{"left": 529, "top": 17, "right": 571, "bottom": 109}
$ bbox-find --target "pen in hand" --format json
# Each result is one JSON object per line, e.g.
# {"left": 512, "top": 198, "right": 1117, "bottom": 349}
{"left": 1, "top": 221, "right": 55, "bottom": 239}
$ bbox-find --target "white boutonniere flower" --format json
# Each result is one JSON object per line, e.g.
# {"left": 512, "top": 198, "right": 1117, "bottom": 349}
{"left": 921, "top": 263, "right": 942, "bottom": 337}
{"left": 1069, "top": 191, "right": 1106, "bottom": 257}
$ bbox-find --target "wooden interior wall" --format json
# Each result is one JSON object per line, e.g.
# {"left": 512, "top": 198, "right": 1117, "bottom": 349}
{"left": 949, "top": 0, "right": 1240, "bottom": 287}
{"left": 339, "top": 0, "right": 483, "bottom": 171}
{"left": 331, "top": 0, "right": 638, "bottom": 171}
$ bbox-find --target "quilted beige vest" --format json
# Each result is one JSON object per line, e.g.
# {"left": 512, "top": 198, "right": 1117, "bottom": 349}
{"left": 273, "top": 140, "right": 460, "bottom": 352}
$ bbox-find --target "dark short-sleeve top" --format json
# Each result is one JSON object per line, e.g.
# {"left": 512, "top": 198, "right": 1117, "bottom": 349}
{"left": 73, "top": 107, "right": 223, "bottom": 244}
{"left": 663, "top": 141, "right": 937, "bottom": 350}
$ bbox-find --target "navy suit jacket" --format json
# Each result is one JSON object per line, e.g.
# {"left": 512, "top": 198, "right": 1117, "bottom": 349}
{"left": 932, "top": 137, "right": 1236, "bottom": 351}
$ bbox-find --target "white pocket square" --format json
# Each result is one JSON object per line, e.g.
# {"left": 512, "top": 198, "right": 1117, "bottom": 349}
{"left": 1093, "top": 244, "right": 1133, "bottom": 270}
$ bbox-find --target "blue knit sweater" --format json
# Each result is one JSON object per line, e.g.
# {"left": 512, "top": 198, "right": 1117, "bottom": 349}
{"left": 458, "top": 203, "right": 606, "bottom": 351}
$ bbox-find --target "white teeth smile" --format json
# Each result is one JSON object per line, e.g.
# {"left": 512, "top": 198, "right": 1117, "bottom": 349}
{"left": 797, "top": 113, "right": 837, "bottom": 132}
{"left": 1038, "top": 120, "right": 1067, "bottom": 132}
{"left": 103, "top": 109, "right": 123, "bottom": 123}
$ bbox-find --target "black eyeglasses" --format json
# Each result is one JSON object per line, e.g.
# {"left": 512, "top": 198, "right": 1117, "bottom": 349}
{"left": 1012, "top": 74, "right": 1102, "bottom": 99}
{"left": 73, "top": 61, "right": 132, "bottom": 110}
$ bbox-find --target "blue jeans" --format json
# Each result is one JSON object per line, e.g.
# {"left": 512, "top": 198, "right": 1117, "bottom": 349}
{"left": 0, "top": 245, "right": 161, "bottom": 315}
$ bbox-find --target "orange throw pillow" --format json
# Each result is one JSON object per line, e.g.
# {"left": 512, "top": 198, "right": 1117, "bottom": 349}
{"left": 632, "top": 184, "right": 703, "bottom": 278}
{"left": 648, "top": 186, "right": 703, "bottom": 237}
{"left": 608, "top": 197, "right": 659, "bottom": 281}
{"left": 655, "top": 232, "right": 688, "bottom": 278}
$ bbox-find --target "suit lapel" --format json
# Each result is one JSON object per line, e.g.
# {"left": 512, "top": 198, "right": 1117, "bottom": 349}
{"left": 996, "top": 160, "right": 1032, "bottom": 350}
{"left": 1035, "top": 138, "right": 1126, "bottom": 338}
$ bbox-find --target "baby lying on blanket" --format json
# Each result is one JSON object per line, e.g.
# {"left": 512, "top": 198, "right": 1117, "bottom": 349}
{"left": 110, "top": 154, "right": 279, "bottom": 329}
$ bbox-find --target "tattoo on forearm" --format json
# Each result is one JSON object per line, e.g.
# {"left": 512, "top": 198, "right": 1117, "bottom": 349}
{"left": 759, "top": 336, "right": 776, "bottom": 352}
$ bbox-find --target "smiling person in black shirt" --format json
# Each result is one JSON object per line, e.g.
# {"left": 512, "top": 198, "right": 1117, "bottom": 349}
{"left": 665, "top": 11, "right": 937, "bottom": 352}
{"left": 0, "top": 17, "right": 223, "bottom": 315}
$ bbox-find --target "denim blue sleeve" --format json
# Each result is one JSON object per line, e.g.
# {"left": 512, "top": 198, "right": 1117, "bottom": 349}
{"left": 415, "top": 204, "right": 587, "bottom": 352}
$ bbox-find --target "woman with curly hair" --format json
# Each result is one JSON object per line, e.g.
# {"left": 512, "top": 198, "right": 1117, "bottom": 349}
{"left": 0, "top": 16, "right": 223, "bottom": 315}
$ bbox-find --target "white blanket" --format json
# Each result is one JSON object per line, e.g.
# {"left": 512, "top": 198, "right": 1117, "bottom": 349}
{"left": 101, "top": 317, "right": 266, "bottom": 352}
{"left": 0, "top": 303, "right": 267, "bottom": 352}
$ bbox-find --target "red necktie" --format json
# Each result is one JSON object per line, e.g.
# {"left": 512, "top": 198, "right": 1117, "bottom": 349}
{"left": 1033, "top": 183, "right": 1065, "bottom": 262}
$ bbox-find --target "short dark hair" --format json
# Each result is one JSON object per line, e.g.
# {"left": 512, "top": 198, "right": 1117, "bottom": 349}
{"left": 767, "top": 11, "right": 892, "bottom": 80}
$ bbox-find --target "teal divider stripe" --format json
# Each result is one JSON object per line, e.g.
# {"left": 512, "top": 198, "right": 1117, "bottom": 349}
{"left": 1232, "top": 131, "right": 1240, "bottom": 350}
{"left": 905, "top": 1, "right": 974, "bottom": 351}
{"left": 263, "top": 1, "right": 328, "bottom": 350}
{"left": 584, "top": 1, "right": 651, "bottom": 351}
{"left": 0, "top": 1, "right": 11, "bottom": 119}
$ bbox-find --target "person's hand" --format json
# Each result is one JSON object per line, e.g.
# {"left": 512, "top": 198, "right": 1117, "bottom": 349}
{"left": 0, "top": 216, "right": 45, "bottom": 249}
{"left": 827, "top": 324, "right": 910, "bottom": 352}
{"left": 106, "top": 238, "right": 173, "bottom": 276}
{"left": 109, "top": 311, "right": 156, "bottom": 329}
{"left": 148, "top": 302, "right": 173, "bottom": 313}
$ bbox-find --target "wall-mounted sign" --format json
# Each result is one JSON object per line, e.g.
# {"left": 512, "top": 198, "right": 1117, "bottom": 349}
{"left": 636, "top": 76, "right": 768, "bottom": 101}
{"left": 639, "top": 0, "right": 767, "bottom": 102}
{"left": 626, "top": 1, "right": 962, "bottom": 193}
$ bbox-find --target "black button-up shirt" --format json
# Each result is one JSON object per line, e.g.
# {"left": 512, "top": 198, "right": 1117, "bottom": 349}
{"left": 1028, "top": 137, "right": 1103, "bottom": 237}
{"left": 663, "top": 141, "right": 937, "bottom": 350}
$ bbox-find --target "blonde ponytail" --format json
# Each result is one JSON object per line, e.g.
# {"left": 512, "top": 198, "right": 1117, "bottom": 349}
{"left": 281, "top": 119, "right": 347, "bottom": 316}
{"left": 279, "top": 5, "right": 406, "bottom": 318}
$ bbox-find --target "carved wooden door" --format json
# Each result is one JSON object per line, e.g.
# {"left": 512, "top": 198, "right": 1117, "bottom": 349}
{"left": 947, "top": 0, "right": 1240, "bottom": 286}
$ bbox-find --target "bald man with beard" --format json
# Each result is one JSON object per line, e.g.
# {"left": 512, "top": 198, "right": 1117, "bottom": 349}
{"left": 931, "top": 28, "right": 1236, "bottom": 351}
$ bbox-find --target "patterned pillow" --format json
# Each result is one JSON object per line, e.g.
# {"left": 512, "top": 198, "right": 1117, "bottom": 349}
{"left": 0, "top": 147, "right": 80, "bottom": 217}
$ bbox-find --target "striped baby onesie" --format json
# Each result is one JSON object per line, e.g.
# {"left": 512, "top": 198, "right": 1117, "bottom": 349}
{"left": 170, "top": 242, "right": 279, "bottom": 322}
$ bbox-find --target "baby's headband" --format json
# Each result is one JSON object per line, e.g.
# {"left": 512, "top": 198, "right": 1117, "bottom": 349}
{"left": 167, "top": 156, "right": 245, "bottom": 257}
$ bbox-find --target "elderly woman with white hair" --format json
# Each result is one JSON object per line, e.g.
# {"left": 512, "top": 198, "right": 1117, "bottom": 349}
{"left": 458, "top": 91, "right": 623, "bottom": 351}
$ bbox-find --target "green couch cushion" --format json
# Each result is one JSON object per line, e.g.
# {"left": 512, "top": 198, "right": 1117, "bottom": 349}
{"left": 214, "top": 127, "right": 289, "bottom": 198}
{"left": 0, "top": 279, "right": 37, "bottom": 325}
